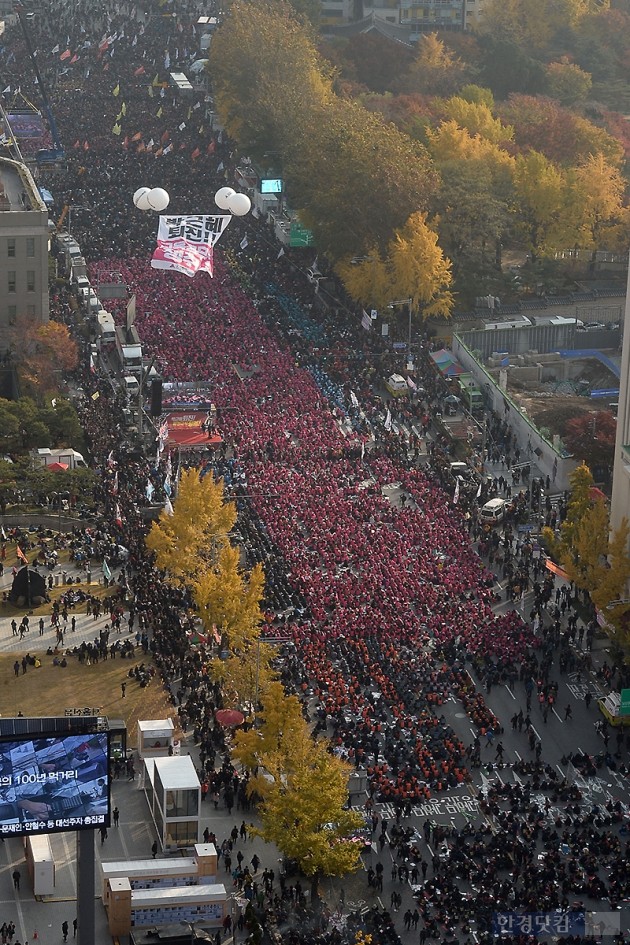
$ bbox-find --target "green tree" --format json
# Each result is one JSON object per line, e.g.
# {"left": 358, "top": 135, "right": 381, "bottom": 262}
{"left": 545, "top": 59, "right": 593, "bottom": 105}
{"left": 145, "top": 468, "right": 236, "bottom": 581}
{"left": 288, "top": 98, "right": 438, "bottom": 261}
{"left": 209, "top": 0, "right": 332, "bottom": 155}
{"left": 233, "top": 684, "right": 363, "bottom": 887}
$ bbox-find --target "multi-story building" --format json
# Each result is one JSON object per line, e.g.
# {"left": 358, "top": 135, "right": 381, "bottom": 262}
{"left": 398, "top": 0, "right": 465, "bottom": 32}
{"left": 0, "top": 155, "right": 49, "bottom": 340}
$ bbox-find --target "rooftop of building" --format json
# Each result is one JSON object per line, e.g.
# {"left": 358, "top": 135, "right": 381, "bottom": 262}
{"left": 0, "top": 155, "right": 47, "bottom": 212}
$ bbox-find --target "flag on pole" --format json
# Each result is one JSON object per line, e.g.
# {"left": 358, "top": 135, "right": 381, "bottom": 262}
{"left": 476, "top": 481, "right": 482, "bottom": 499}
{"left": 240, "top": 236, "right": 249, "bottom": 250}
{"left": 114, "top": 504, "right": 123, "bottom": 526}
{"left": 191, "top": 147, "right": 201, "bottom": 160}
{"left": 350, "top": 390, "right": 359, "bottom": 408}
{"left": 60, "top": 49, "right": 72, "bottom": 61}
{"left": 277, "top": 247, "right": 285, "bottom": 259}
{"left": 146, "top": 480, "right": 155, "bottom": 502}
{"left": 384, "top": 408, "right": 392, "bottom": 432}
{"left": 453, "top": 477, "right": 460, "bottom": 505}
{"left": 156, "top": 106, "right": 163, "bottom": 118}
{"left": 361, "top": 309, "right": 371, "bottom": 331}
{"left": 51, "top": 44, "right": 60, "bottom": 54}
{"left": 111, "top": 471, "right": 119, "bottom": 495}
{"left": 102, "top": 558, "right": 112, "bottom": 582}
{"left": 134, "top": 65, "right": 145, "bottom": 76}
{"left": 164, "top": 495, "right": 174, "bottom": 517}
{"left": 16, "top": 546, "right": 28, "bottom": 565}
{"left": 112, "top": 123, "right": 122, "bottom": 136}
{"left": 112, "top": 83, "right": 120, "bottom": 96}
{"left": 361, "top": 441, "right": 365, "bottom": 461}
{"left": 0, "top": 526, "right": 5, "bottom": 540}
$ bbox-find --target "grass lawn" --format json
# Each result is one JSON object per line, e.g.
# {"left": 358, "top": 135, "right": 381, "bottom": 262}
{"left": 0, "top": 654, "right": 181, "bottom": 749}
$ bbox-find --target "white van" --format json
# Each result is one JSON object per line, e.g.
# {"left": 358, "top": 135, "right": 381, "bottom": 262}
{"left": 480, "top": 498, "right": 507, "bottom": 525}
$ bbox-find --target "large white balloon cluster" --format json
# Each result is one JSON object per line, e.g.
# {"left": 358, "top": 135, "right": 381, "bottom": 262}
{"left": 133, "top": 186, "right": 170, "bottom": 212}
{"left": 214, "top": 187, "right": 251, "bottom": 216}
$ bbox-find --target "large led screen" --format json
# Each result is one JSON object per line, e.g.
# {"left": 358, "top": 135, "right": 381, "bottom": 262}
{"left": 0, "top": 732, "right": 110, "bottom": 836}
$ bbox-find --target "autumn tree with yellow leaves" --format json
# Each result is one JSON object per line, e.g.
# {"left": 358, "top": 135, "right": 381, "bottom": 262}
{"left": 233, "top": 683, "right": 364, "bottom": 888}
{"left": 336, "top": 212, "right": 453, "bottom": 318}
{"left": 146, "top": 469, "right": 237, "bottom": 581}
{"left": 543, "top": 463, "right": 630, "bottom": 645}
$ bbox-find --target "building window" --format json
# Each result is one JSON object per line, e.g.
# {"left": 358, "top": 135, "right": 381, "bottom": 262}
{"left": 7, "top": 239, "right": 15, "bottom": 258}
{"left": 7, "top": 271, "right": 16, "bottom": 293}
{"left": 7, "top": 306, "right": 16, "bottom": 325}
{"left": 27, "top": 271, "right": 35, "bottom": 292}
{"left": 26, "top": 237, "right": 35, "bottom": 258}
{"left": 27, "top": 305, "right": 36, "bottom": 316}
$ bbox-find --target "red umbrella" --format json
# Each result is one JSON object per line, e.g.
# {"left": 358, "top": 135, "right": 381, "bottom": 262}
{"left": 215, "top": 709, "right": 245, "bottom": 728}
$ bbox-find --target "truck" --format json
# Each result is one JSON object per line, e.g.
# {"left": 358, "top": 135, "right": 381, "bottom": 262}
{"left": 96, "top": 310, "right": 116, "bottom": 344}
{"left": 115, "top": 325, "right": 143, "bottom": 375}
{"left": 32, "top": 448, "right": 87, "bottom": 470}
{"left": 456, "top": 374, "right": 484, "bottom": 416}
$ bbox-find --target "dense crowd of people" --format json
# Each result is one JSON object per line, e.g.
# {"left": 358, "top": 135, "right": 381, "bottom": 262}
{"left": 2, "top": 3, "right": 629, "bottom": 944}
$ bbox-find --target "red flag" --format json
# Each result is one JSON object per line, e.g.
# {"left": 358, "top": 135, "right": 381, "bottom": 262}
{"left": 161, "top": 130, "right": 169, "bottom": 144}
{"left": 207, "top": 139, "right": 215, "bottom": 154}
{"left": 83, "top": 141, "right": 89, "bottom": 151}
{"left": 137, "top": 142, "right": 145, "bottom": 153}
{"left": 60, "top": 49, "right": 71, "bottom": 61}
{"left": 154, "top": 147, "right": 163, "bottom": 157}
{"left": 103, "top": 62, "right": 110, "bottom": 72}
{"left": 114, "top": 504, "right": 123, "bottom": 527}
{"left": 122, "top": 135, "right": 129, "bottom": 149}
{"left": 70, "top": 54, "right": 79, "bottom": 64}
{"left": 132, "top": 132, "right": 142, "bottom": 142}
{"left": 179, "top": 142, "right": 186, "bottom": 151}
{"left": 16, "top": 546, "right": 28, "bottom": 565}
{"left": 191, "top": 147, "right": 201, "bottom": 160}
{"left": 99, "top": 38, "right": 109, "bottom": 52}
{"left": 73, "top": 140, "right": 81, "bottom": 149}
{"left": 134, "top": 65, "right": 146, "bottom": 76}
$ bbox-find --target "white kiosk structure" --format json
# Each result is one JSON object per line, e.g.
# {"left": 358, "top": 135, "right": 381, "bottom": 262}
{"left": 144, "top": 756, "right": 201, "bottom": 850}
{"left": 137, "top": 718, "right": 175, "bottom": 758}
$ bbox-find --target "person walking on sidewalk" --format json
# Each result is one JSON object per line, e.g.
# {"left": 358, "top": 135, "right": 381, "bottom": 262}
{"left": 62, "top": 920, "right": 69, "bottom": 942}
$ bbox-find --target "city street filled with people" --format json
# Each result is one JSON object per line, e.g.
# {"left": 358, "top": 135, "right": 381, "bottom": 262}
{"left": 2, "top": 2, "right": 630, "bottom": 944}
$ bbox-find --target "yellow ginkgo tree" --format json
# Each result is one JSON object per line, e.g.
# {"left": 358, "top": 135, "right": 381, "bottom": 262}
{"left": 145, "top": 468, "right": 236, "bottom": 581}
{"left": 337, "top": 210, "right": 454, "bottom": 319}
{"left": 233, "top": 683, "right": 364, "bottom": 891}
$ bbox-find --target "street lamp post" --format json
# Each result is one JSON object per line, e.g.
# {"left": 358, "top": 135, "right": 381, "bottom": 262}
{"left": 387, "top": 298, "right": 414, "bottom": 369}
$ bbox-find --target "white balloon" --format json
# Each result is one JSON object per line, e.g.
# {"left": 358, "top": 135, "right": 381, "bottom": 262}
{"left": 227, "top": 192, "right": 251, "bottom": 216}
{"left": 133, "top": 186, "right": 151, "bottom": 211}
{"left": 147, "top": 187, "right": 170, "bottom": 212}
{"left": 215, "top": 186, "right": 235, "bottom": 210}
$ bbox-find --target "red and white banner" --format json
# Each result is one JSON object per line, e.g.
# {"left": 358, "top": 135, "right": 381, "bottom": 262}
{"left": 151, "top": 214, "right": 232, "bottom": 278}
